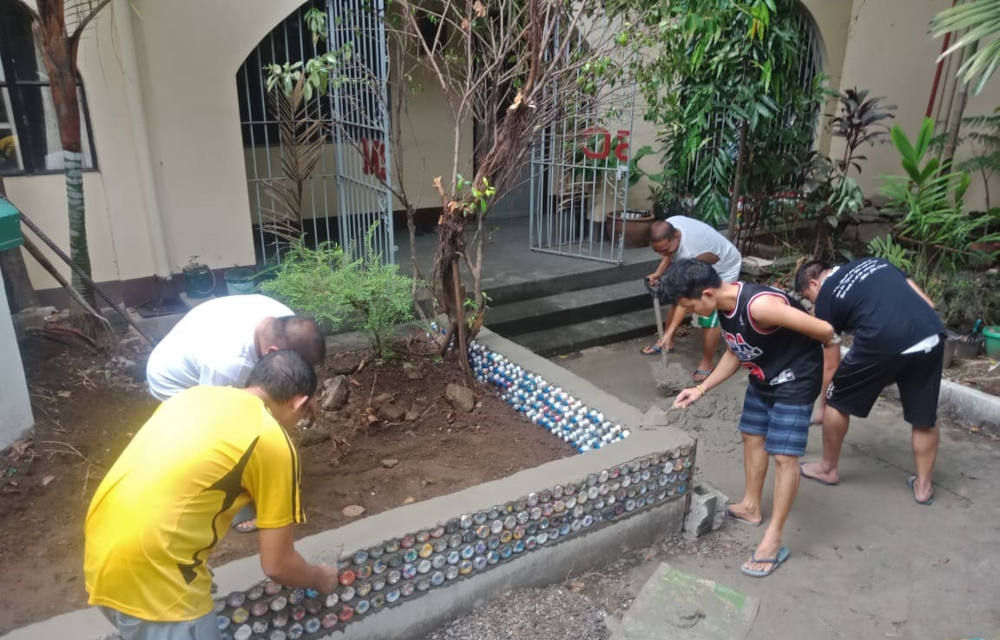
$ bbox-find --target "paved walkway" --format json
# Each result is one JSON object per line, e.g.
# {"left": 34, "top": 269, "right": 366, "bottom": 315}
{"left": 557, "top": 334, "right": 1000, "bottom": 640}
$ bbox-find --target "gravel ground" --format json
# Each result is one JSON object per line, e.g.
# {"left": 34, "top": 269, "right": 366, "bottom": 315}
{"left": 422, "top": 586, "right": 610, "bottom": 640}
{"left": 420, "top": 533, "right": 749, "bottom": 640}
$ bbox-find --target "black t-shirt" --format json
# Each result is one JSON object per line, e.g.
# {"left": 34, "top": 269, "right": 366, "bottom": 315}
{"left": 814, "top": 258, "right": 944, "bottom": 360}
{"left": 719, "top": 283, "right": 823, "bottom": 404}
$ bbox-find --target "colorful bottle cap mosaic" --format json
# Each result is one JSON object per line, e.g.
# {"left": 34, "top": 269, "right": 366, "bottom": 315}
{"left": 212, "top": 446, "right": 695, "bottom": 636}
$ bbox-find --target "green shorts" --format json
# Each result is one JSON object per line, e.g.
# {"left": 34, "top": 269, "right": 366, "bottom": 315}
{"left": 696, "top": 310, "right": 719, "bottom": 329}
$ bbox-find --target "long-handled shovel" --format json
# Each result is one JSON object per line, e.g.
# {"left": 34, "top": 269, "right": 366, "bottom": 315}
{"left": 651, "top": 287, "right": 668, "bottom": 370}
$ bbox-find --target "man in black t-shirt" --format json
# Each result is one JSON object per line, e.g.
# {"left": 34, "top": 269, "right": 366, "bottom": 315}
{"left": 795, "top": 258, "right": 944, "bottom": 505}
{"left": 661, "top": 260, "right": 838, "bottom": 578}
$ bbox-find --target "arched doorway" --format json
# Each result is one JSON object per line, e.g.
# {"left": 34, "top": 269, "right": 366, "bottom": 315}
{"left": 235, "top": 0, "right": 394, "bottom": 266}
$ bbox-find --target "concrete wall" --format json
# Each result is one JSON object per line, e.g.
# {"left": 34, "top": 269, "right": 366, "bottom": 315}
{"left": 5, "top": 0, "right": 469, "bottom": 296}
{"left": 832, "top": 0, "right": 1000, "bottom": 210}
{"left": 0, "top": 266, "right": 33, "bottom": 450}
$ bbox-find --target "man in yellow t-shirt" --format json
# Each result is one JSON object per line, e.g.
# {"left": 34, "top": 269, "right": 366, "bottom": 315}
{"left": 84, "top": 350, "right": 338, "bottom": 639}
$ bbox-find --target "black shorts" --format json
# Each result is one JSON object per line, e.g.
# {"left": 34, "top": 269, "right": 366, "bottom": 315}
{"left": 826, "top": 341, "right": 944, "bottom": 427}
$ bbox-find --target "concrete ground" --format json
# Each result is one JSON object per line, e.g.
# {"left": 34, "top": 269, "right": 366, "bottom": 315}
{"left": 556, "top": 332, "right": 1000, "bottom": 640}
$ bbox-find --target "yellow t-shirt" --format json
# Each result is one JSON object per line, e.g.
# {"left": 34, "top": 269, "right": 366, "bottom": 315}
{"left": 84, "top": 386, "right": 305, "bottom": 621}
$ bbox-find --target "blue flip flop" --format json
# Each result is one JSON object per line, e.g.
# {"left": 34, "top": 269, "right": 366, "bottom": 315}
{"left": 907, "top": 475, "right": 934, "bottom": 505}
{"left": 740, "top": 546, "right": 789, "bottom": 578}
{"left": 641, "top": 344, "right": 675, "bottom": 355}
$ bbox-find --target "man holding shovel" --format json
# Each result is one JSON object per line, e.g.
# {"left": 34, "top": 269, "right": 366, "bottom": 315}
{"left": 661, "top": 259, "right": 839, "bottom": 577}
{"left": 642, "top": 217, "right": 743, "bottom": 382}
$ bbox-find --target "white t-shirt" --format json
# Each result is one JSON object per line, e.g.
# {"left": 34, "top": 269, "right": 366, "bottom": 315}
{"left": 667, "top": 215, "right": 743, "bottom": 282}
{"left": 146, "top": 295, "right": 293, "bottom": 401}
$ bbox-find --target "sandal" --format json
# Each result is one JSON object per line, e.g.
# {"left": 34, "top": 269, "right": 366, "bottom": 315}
{"left": 641, "top": 344, "right": 675, "bottom": 355}
{"left": 691, "top": 369, "right": 711, "bottom": 382}
{"left": 232, "top": 518, "right": 258, "bottom": 534}
{"left": 740, "top": 546, "right": 789, "bottom": 578}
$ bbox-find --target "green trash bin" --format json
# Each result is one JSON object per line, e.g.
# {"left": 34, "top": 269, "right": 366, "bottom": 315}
{"left": 0, "top": 198, "right": 23, "bottom": 251}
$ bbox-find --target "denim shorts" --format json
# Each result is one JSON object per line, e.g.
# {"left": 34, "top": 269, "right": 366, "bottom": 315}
{"left": 100, "top": 607, "right": 221, "bottom": 640}
{"left": 738, "top": 383, "right": 812, "bottom": 456}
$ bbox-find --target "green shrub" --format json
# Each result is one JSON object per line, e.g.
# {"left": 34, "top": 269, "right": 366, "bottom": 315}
{"left": 259, "top": 240, "right": 348, "bottom": 331}
{"left": 259, "top": 233, "right": 416, "bottom": 356}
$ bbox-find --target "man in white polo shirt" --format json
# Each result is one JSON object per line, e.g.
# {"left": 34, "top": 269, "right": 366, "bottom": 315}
{"left": 643, "top": 216, "right": 743, "bottom": 382}
{"left": 145, "top": 294, "right": 325, "bottom": 532}
{"left": 146, "top": 294, "right": 325, "bottom": 401}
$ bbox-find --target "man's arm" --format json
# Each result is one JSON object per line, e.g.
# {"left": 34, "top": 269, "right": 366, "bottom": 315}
{"left": 258, "top": 526, "right": 338, "bottom": 593}
{"left": 907, "top": 278, "right": 935, "bottom": 309}
{"left": 748, "top": 295, "right": 835, "bottom": 344}
{"left": 647, "top": 255, "right": 672, "bottom": 283}
{"left": 694, "top": 252, "right": 720, "bottom": 265}
{"left": 673, "top": 349, "right": 741, "bottom": 408}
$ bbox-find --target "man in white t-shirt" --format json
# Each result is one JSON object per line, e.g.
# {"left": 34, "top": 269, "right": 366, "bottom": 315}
{"left": 145, "top": 294, "right": 326, "bottom": 534}
{"left": 643, "top": 216, "right": 743, "bottom": 382}
{"left": 146, "top": 294, "right": 325, "bottom": 401}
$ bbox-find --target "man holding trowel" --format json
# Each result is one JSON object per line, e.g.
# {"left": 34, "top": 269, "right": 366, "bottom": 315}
{"left": 642, "top": 216, "right": 743, "bottom": 383}
{"left": 660, "top": 259, "right": 839, "bottom": 578}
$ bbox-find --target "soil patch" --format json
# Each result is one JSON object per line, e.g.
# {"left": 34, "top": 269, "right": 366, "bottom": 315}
{"left": 945, "top": 355, "right": 1000, "bottom": 397}
{"left": 0, "top": 336, "right": 573, "bottom": 634}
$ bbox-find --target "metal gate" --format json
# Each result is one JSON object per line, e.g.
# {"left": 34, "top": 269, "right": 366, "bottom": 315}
{"left": 236, "top": 0, "right": 393, "bottom": 266}
{"left": 528, "top": 29, "right": 637, "bottom": 265}
{"left": 328, "top": 0, "right": 394, "bottom": 264}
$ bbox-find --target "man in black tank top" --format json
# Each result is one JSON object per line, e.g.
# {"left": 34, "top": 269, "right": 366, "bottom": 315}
{"left": 795, "top": 258, "right": 944, "bottom": 505}
{"left": 657, "top": 260, "right": 839, "bottom": 578}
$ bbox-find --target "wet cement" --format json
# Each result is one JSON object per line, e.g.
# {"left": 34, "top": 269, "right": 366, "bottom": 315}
{"left": 555, "top": 335, "right": 1000, "bottom": 640}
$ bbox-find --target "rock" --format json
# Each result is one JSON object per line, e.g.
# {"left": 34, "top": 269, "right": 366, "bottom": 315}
{"left": 296, "top": 417, "right": 312, "bottom": 430}
{"left": 404, "top": 408, "right": 420, "bottom": 422}
{"left": 329, "top": 353, "right": 359, "bottom": 375}
{"left": 403, "top": 496, "right": 415, "bottom": 505}
{"left": 445, "top": 383, "right": 476, "bottom": 412}
{"left": 342, "top": 504, "right": 366, "bottom": 517}
{"left": 299, "top": 428, "right": 330, "bottom": 447}
{"left": 320, "top": 375, "right": 349, "bottom": 411}
{"left": 378, "top": 402, "right": 407, "bottom": 422}
{"left": 856, "top": 222, "right": 895, "bottom": 246}
{"left": 856, "top": 206, "right": 882, "bottom": 223}
{"left": 866, "top": 193, "right": 891, "bottom": 209}
{"left": 381, "top": 458, "right": 399, "bottom": 468}
{"left": 402, "top": 362, "right": 422, "bottom": 380}
{"left": 371, "top": 392, "right": 394, "bottom": 409}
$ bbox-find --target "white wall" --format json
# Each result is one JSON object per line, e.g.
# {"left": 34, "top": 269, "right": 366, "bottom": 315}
{"left": 0, "top": 265, "right": 33, "bottom": 450}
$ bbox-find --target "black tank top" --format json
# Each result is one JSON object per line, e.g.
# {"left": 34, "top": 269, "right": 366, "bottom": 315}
{"left": 718, "top": 283, "right": 823, "bottom": 403}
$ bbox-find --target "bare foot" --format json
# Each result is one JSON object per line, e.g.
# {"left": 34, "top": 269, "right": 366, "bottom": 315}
{"left": 233, "top": 518, "right": 258, "bottom": 533}
{"left": 725, "top": 501, "right": 762, "bottom": 526}
{"left": 799, "top": 461, "right": 839, "bottom": 486}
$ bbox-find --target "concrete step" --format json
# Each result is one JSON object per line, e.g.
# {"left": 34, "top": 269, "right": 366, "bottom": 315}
{"left": 511, "top": 307, "right": 659, "bottom": 357}
{"left": 485, "top": 278, "right": 652, "bottom": 337}
{"left": 485, "top": 258, "right": 661, "bottom": 306}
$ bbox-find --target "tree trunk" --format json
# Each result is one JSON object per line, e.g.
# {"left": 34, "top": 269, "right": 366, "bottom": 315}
{"left": 941, "top": 40, "right": 974, "bottom": 173}
{"left": 34, "top": 0, "right": 95, "bottom": 305}
{"left": 726, "top": 120, "right": 749, "bottom": 242}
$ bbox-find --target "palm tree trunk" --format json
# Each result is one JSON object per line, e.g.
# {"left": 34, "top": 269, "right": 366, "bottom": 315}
{"left": 34, "top": 0, "right": 95, "bottom": 305}
{"left": 726, "top": 120, "right": 749, "bottom": 241}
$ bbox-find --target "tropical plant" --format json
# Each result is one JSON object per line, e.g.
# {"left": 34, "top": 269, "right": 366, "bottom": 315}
{"left": 866, "top": 234, "right": 914, "bottom": 272}
{"left": 878, "top": 118, "right": 995, "bottom": 288}
{"left": 16, "top": 0, "right": 113, "bottom": 303}
{"left": 931, "top": 0, "right": 1000, "bottom": 96}
{"left": 609, "top": 0, "right": 823, "bottom": 234}
{"left": 931, "top": 108, "right": 1000, "bottom": 209}
{"left": 800, "top": 88, "right": 895, "bottom": 258}
{"left": 259, "top": 228, "right": 416, "bottom": 356}
{"left": 259, "top": 240, "right": 349, "bottom": 331}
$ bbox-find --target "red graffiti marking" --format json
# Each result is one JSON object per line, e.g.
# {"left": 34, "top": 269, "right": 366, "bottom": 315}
{"left": 579, "top": 127, "right": 631, "bottom": 162}
{"left": 361, "top": 138, "right": 387, "bottom": 181}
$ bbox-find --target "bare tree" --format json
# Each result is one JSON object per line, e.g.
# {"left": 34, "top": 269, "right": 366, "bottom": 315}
{"left": 18, "top": 0, "right": 112, "bottom": 304}
{"left": 389, "top": 0, "right": 624, "bottom": 379}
